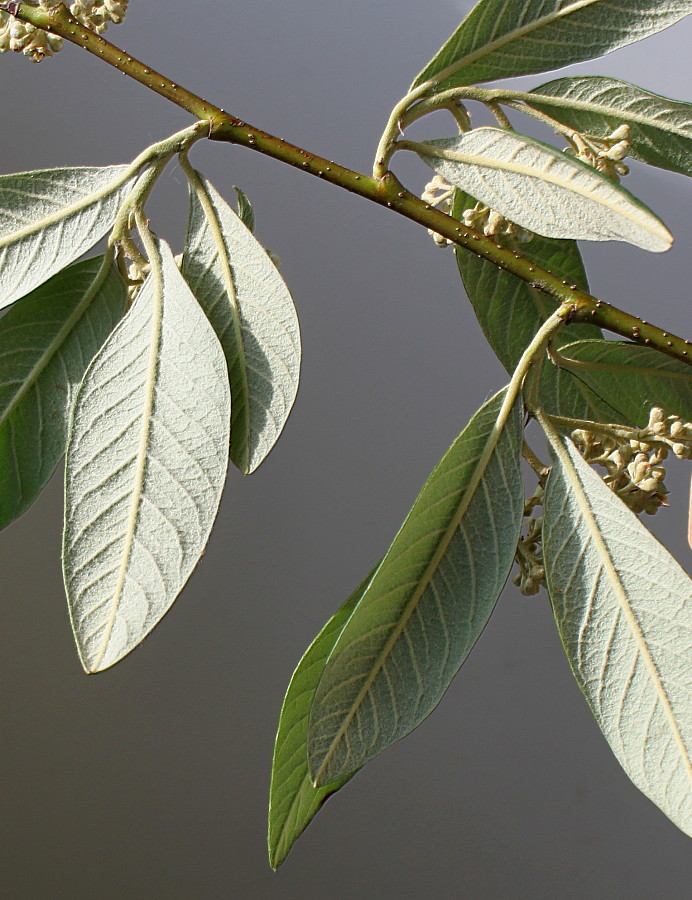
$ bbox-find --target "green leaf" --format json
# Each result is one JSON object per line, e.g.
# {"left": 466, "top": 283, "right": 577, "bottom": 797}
{"left": 554, "top": 340, "right": 692, "bottom": 426}
{"left": 182, "top": 168, "right": 300, "bottom": 475}
{"left": 0, "top": 165, "right": 135, "bottom": 310}
{"left": 268, "top": 568, "right": 378, "bottom": 870}
{"left": 526, "top": 77, "right": 692, "bottom": 178}
{"left": 0, "top": 256, "right": 126, "bottom": 531}
{"left": 233, "top": 186, "right": 255, "bottom": 232}
{"left": 411, "top": 0, "right": 692, "bottom": 92}
{"left": 542, "top": 426, "right": 692, "bottom": 837}
{"left": 63, "top": 239, "right": 231, "bottom": 673}
{"left": 416, "top": 129, "right": 672, "bottom": 251}
{"left": 452, "top": 189, "right": 636, "bottom": 423}
{"left": 308, "top": 389, "right": 524, "bottom": 785}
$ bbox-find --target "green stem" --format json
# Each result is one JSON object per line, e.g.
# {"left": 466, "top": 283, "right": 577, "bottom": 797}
{"left": 6, "top": 2, "right": 691, "bottom": 366}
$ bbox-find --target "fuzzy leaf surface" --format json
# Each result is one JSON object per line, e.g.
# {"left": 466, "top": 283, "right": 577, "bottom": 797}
{"left": 182, "top": 169, "right": 300, "bottom": 474}
{"left": 526, "top": 77, "right": 692, "bottom": 177}
{"left": 0, "top": 165, "right": 134, "bottom": 310}
{"left": 0, "top": 256, "right": 125, "bottom": 531}
{"left": 453, "top": 187, "right": 654, "bottom": 424}
{"left": 417, "top": 129, "right": 672, "bottom": 251}
{"left": 63, "top": 240, "right": 230, "bottom": 673}
{"left": 555, "top": 340, "right": 692, "bottom": 426}
{"left": 543, "top": 429, "right": 692, "bottom": 836}
{"left": 308, "top": 390, "right": 524, "bottom": 785}
{"left": 452, "top": 188, "right": 624, "bottom": 422}
{"left": 268, "top": 569, "right": 377, "bottom": 869}
{"left": 411, "top": 1, "right": 692, "bottom": 92}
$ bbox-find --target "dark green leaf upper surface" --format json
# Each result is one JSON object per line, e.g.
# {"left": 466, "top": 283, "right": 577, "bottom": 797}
{"left": 0, "top": 165, "right": 134, "bottom": 311}
{"left": 543, "top": 428, "right": 692, "bottom": 837}
{"left": 308, "top": 389, "right": 524, "bottom": 785}
{"left": 411, "top": 1, "right": 692, "bottom": 92}
{"left": 527, "top": 77, "right": 692, "bottom": 177}
{"left": 268, "top": 570, "right": 377, "bottom": 869}
{"left": 182, "top": 169, "right": 300, "bottom": 475}
{"left": 452, "top": 189, "right": 624, "bottom": 423}
{"left": 555, "top": 340, "right": 692, "bottom": 426}
{"left": 0, "top": 257, "right": 126, "bottom": 531}
{"left": 63, "top": 240, "right": 231, "bottom": 672}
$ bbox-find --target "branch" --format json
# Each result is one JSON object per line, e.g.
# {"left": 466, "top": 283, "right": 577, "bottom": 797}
{"left": 6, "top": 1, "right": 690, "bottom": 366}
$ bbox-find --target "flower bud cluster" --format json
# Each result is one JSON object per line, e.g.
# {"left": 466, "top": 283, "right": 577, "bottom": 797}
{"left": 1, "top": 1, "right": 129, "bottom": 62}
{"left": 421, "top": 175, "right": 455, "bottom": 247}
{"left": 572, "top": 407, "right": 692, "bottom": 516}
{"left": 513, "top": 486, "right": 546, "bottom": 596}
{"left": 0, "top": 4, "right": 61, "bottom": 62}
{"left": 564, "top": 124, "right": 631, "bottom": 182}
{"left": 70, "top": 0, "right": 129, "bottom": 34}
{"left": 461, "top": 200, "right": 533, "bottom": 243}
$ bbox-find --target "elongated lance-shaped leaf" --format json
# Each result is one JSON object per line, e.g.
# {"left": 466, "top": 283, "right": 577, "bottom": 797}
{"left": 182, "top": 168, "right": 300, "bottom": 475}
{"left": 554, "top": 340, "right": 692, "bottom": 426}
{"left": 63, "top": 239, "right": 231, "bottom": 673}
{"left": 526, "top": 77, "right": 692, "bottom": 177}
{"left": 268, "top": 567, "right": 378, "bottom": 870}
{"left": 0, "top": 165, "right": 136, "bottom": 311}
{"left": 542, "top": 426, "right": 692, "bottom": 837}
{"left": 416, "top": 129, "right": 672, "bottom": 251}
{"left": 308, "top": 389, "right": 524, "bottom": 785}
{"left": 451, "top": 188, "right": 624, "bottom": 423}
{"left": 411, "top": 1, "right": 692, "bottom": 92}
{"left": 0, "top": 256, "right": 126, "bottom": 531}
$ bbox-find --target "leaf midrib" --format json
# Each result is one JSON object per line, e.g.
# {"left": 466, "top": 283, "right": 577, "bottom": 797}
{"left": 313, "top": 396, "right": 516, "bottom": 783}
{"left": 422, "top": 139, "right": 667, "bottom": 243}
{"left": 90, "top": 253, "right": 163, "bottom": 672}
{"left": 187, "top": 168, "right": 251, "bottom": 473}
{"left": 520, "top": 87, "right": 692, "bottom": 139}
{"left": 0, "top": 261, "right": 111, "bottom": 430}
{"left": 0, "top": 167, "right": 131, "bottom": 249}
{"left": 546, "top": 425, "right": 692, "bottom": 784}
{"left": 421, "top": 0, "right": 604, "bottom": 88}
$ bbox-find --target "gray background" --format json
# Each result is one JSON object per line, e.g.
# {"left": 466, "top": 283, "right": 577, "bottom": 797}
{"left": 1, "top": 1, "right": 690, "bottom": 897}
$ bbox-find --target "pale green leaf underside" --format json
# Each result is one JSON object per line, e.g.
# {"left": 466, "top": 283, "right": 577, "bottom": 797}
{"left": 543, "top": 431, "right": 692, "bottom": 836}
{"left": 555, "top": 339, "right": 692, "bottom": 426}
{"left": 451, "top": 188, "right": 625, "bottom": 424}
{"left": 412, "top": 0, "right": 692, "bottom": 92}
{"left": 417, "top": 129, "right": 672, "bottom": 251}
{"left": 0, "top": 165, "right": 134, "bottom": 311}
{"left": 0, "top": 256, "right": 125, "bottom": 531}
{"left": 182, "top": 170, "right": 300, "bottom": 475}
{"left": 308, "top": 389, "right": 524, "bottom": 785}
{"left": 63, "top": 240, "right": 230, "bottom": 673}
{"left": 527, "top": 77, "right": 692, "bottom": 177}
{"left": 268, "top": 569, "right": 377, "bottom": 869}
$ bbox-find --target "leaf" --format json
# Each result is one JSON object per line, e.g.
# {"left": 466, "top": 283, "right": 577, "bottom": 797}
{"left": 554, "top": 340, "right": 692, "bottom": 426}
{"left": 0, "top": 256, "right": 126, "bottom": 531}
{"left": 451, "top": 187, "right": 624, "bottom": 422}
{"left": 416, "top": 129, "right": 672, "bottom": 251}
{"left": 411, "top": 0, "right": 692, "bottom": 92}
{"left": 63, "top": 239, "right": 231, "bottom": 673}
{"left": 308, "top": 389, "right": 524, "bottom": 785}
{"left": 268, "top": 568, "right": 378, "bottom": 870}
{"left": 182, "top": 168, "right": 300, "bottom": 475}
{"left": 525, "top": 77, "right": 692, "bottom": 178}
{"left": 233, "top": 186, "right": 255, "bottom": 232}
{"left": 542, "top": 427, "right": 692, "bottom": 837}
{"left": 0, "top": 165, "right": 135, "bottom": 311}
